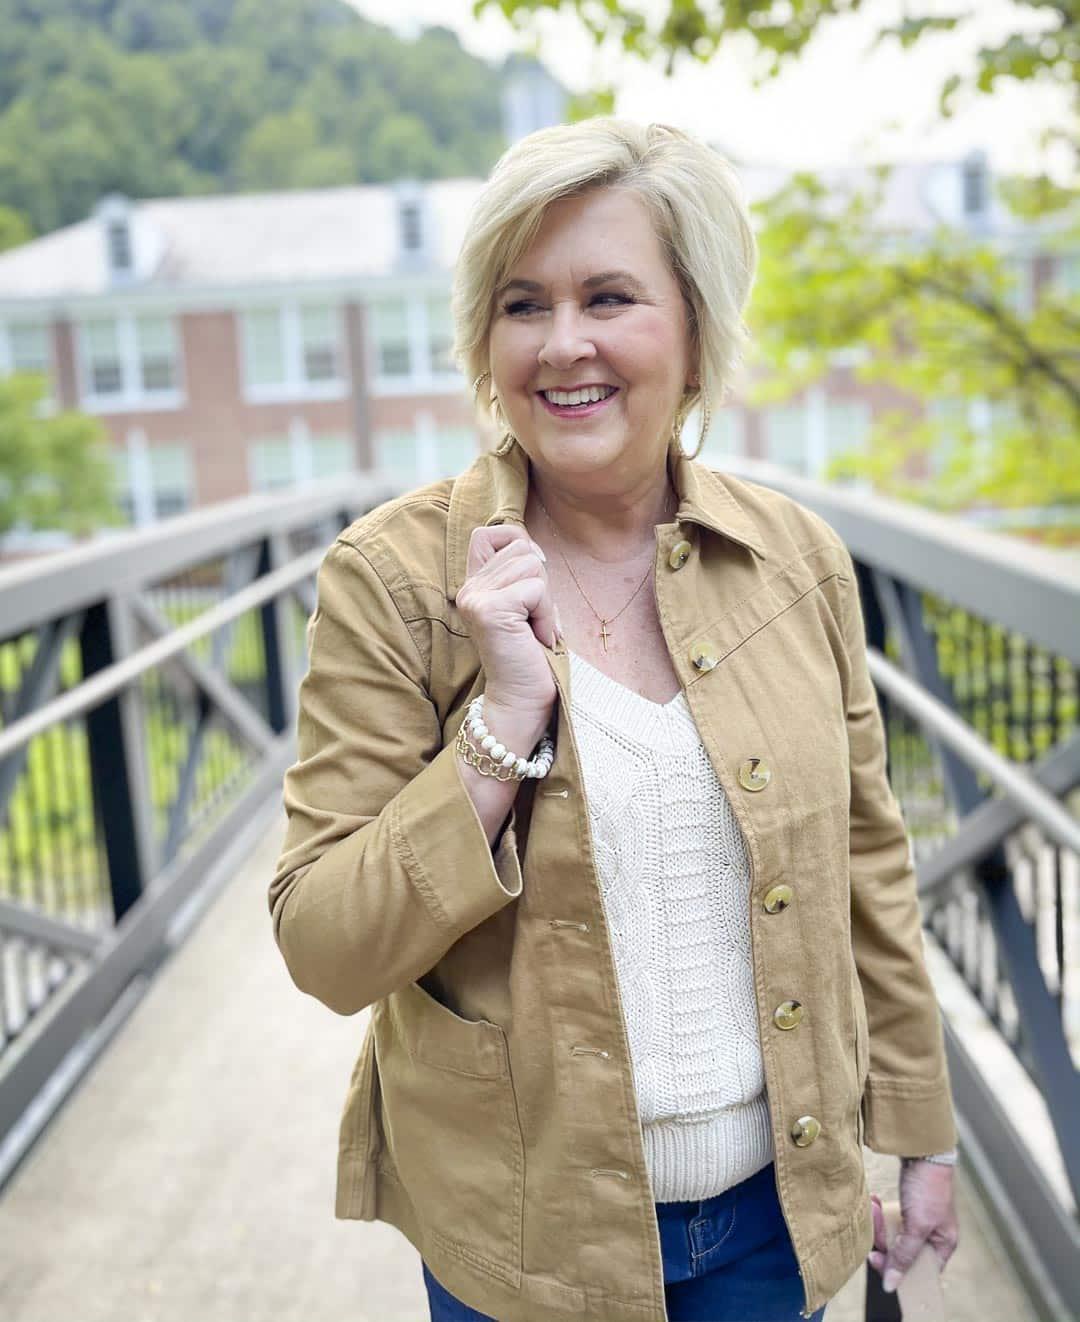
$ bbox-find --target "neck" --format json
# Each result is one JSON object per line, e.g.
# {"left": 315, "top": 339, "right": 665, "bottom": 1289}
{"left": 526, "top": 457, "right": 676, "bottom": 565}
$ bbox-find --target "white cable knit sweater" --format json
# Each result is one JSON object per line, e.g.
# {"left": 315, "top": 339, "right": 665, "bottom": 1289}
{"left": 566, "top": 649, "right": 775, "bottom": 1203}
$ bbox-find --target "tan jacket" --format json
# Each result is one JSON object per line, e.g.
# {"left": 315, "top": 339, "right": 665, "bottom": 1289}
{"left": 269, "top": 436, "right": 957, "bottom": 1322}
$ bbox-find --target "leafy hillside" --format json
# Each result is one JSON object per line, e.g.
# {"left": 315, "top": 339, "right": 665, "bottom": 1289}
{"left": 0, "top": 0, "right": 513, "bottom": 234}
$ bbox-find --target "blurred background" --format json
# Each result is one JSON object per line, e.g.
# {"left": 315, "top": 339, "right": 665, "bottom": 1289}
{"left": 0, "top": 3, "right": 1077, "bottom": 1321}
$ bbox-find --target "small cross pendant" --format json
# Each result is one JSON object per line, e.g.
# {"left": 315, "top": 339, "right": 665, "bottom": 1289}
{"left": 599, "top": 620, "right": 611, "bottom": 652}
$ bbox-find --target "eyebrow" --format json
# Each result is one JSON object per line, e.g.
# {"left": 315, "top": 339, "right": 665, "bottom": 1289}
{"left": 497, "top": 270, "right": 647, "bottom": 298}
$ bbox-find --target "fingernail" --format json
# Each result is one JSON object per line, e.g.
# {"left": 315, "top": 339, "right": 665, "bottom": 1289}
{"left": 554, "top": 605, "right": 563, "bottom": 632}
{"left": 532, "top": 541, "right": 546, "bottom": 562}
{"left": 882, "top": 1270, "right": 901, "bottom": 1294}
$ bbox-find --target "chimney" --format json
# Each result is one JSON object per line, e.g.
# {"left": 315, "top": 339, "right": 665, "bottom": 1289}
{"left": 960, "top": 149, "right": 991, "bottom": 233}
{"left": 393, "top": 179, "right": 429, "bottom": 269}
{"left": 500, "top": 56, "right": 567, "bottom": 145}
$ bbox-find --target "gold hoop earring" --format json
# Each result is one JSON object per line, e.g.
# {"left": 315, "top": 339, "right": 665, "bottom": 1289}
{"left": 679, "top": 385, "right": 711, "bottom": 461}
{"left": 472, "top": 371, "right": 491, "bottom": 405}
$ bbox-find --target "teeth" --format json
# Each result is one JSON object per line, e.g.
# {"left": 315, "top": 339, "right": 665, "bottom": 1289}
{"left": 543, "top": 386, "right": 616, "bottom": 406}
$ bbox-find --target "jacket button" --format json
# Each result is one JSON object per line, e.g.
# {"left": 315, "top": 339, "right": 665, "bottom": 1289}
{"left": 738, "top": 757, "right": 771, "bottom": 791}
{"left": 773, "top": 1000, "right": 803, "bottom": 1030}
{"left": 791, "top": 1115, "right": 821, "bottom": 1147}
{"left": 763, "top": 884, "right": 794, "bottom": 913}
{"left": 690, "top": 641, "right": 718, "bottom": 671}
{"left": 668, "top": 539, "right": 692, "bottom": 570}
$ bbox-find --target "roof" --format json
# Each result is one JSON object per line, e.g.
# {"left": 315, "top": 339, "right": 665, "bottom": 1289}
{"left": 0, "top": 156, "right": 1046, "bottom": 304}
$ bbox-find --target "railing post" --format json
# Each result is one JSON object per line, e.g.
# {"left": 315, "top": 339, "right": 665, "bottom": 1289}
{"left": 78, "top": 599, "right": 152, "bottom": 921}
{"left": 257, "top": 534, "right": 296, "bottom": 735}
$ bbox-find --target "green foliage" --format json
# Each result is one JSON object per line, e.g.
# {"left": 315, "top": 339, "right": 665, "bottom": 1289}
{"left": 0, "top": 374, "right": 125, "bottom": 536}
{"left": 748, "top": 169, "right": 1080, "bottom": 511}
{"left": 480, "top": 0, "right": 1080, "bottom": 519}
{"left": 0, "top": 202, "right": 31, "bottom": 250}
{"left": 0, "top": 0, "right": 510, "bottom": 231}
{"left": 477, "top": 0, "right": 1079, "bottom": 147}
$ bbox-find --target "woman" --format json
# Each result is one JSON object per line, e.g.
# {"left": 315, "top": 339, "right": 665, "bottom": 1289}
{"left": 269, "top": 118, "right": 960, "bottom": 1322}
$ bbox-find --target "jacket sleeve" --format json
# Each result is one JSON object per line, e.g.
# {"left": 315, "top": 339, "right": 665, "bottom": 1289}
{"left": 268, "top": 537, "right": 524, "bottom": 1016}
{"left": 839, "top": 546, "right": 959, "bottom": 1156}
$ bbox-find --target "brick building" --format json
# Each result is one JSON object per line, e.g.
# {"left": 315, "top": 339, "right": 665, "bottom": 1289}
{"left": 0, "top": 146, "right": 1073, "bottom": 545}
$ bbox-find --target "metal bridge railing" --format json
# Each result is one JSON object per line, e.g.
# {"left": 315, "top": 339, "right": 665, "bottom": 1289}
{"left": 722, "top": 456, "right": 1080, "bottom": 1322}
{"left": 0, "top": 474, "right": 395, "bottom": 1183}
{"left": 0, "top": 457, "right": 1077, "bottom": 1317}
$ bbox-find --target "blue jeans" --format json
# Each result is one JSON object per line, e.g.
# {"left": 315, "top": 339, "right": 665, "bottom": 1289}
{"left": 422, "top": 1160, "right": 827, "bottom": 1321}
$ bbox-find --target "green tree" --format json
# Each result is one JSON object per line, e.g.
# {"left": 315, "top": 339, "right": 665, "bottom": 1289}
{"left": 0, "top": 203, "right": 32, "bottom": 251}
{"left": 0, "top": 374, "right": 123, "bottom": 537}
{"left": 477, "top": 0, "right": 1080, "bottom": 519}
{"left": 0, "top": 0, "right": 513, "bottom": 228}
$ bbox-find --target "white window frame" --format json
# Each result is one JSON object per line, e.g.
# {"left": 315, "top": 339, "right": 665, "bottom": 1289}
{"left": 115, "top": 430, "right": 195, "bottom": 526}
{"left": 370, "top": 290, "right": 463, "bottom": 397}
{"left": 76, "top": 312, "right": 185, "bottom": 413}
{"left": 239, "top": 301, "right": 348, "bottom": 404}
{"left": 0, "top": 319, "right": 56, "bottom": 411}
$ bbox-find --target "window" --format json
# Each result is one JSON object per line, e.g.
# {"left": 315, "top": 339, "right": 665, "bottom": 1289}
{"left": 136, "top": 315, "right": 178, "bottom": 392}
{"left": 113, "top": 439, "right": 194, "bottom": 524}
{"left": 249, "top": 431, "right": 355, "bottom": 492}
{"left": 107, "top": 219, "right": 133, "bottom": 273}
{"left": 400, "top": 201, "right": 423, "bottom": 252}
{"left": 1, "top": 322, "right": 53, "bottom": 405}
{"left": 310, "top": 433, "right": 353, "bottom": 478}
{"left": 300, "top": 305, "right": 340, "bottom": 382}
{"left": 249, "top": 437, "right": 293, "bottom": 491}
{"left": 78, "top": 314, "right": 183, "bottom": 407}
{"left": 370, "top": 299, "right": 411, "bottom": 378}
{"left": 435, "top": 427, "right": 477, "bottom": 475}
{"left": 84, "top": 319, "right": 124, "bottom": 396}
{"left": 825, "top": 401, "right": 872, "bottom": 458}
{"left": 374, "top": 428, "right": 420, "bottom": 481}
{"left": 241, "top": 303, "right": 344, "bottom": 397}
{"left": 245, "top": 309, "right": 286, "bottom": 388}
{"left": 427, "top": 296, "right": 454, "bottom": 375}
{"left": 373, "top": 424, "right": 477, "bottom": 484}
{"left": 764, "top": 405, "right": 808, "bottom": 474}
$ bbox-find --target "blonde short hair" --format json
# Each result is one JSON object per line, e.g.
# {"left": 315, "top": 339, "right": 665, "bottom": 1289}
{"left": 452, "top": 117, "right": 758, "bottom": 453}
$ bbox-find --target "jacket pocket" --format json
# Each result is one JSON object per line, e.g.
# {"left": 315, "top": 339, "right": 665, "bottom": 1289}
{"left": 373, "top": 977, "right": 525, "bottom": 1284}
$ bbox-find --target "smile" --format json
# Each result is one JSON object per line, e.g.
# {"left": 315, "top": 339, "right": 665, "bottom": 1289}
{"left": 537, "top": 387, "right": 619, "bottom": 419}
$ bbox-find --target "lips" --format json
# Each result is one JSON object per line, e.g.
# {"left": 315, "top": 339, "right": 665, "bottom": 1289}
{"left": 537, "top": 387, "right": 620, "bottom": 419}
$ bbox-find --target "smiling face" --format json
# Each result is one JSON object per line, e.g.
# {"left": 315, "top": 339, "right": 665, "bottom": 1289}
{"left": 487, "top": 186, "right": 697, "bottom": 482}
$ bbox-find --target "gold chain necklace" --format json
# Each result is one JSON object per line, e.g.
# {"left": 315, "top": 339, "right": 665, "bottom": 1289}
{"left": 536, "top": 488, "right": 675, "bottom": 654}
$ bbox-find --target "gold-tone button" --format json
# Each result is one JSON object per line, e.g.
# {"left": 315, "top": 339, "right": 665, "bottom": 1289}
{"left": 690, "top": 641, "right": 718, "bottom": 671}
{"left": 668, "top": 539, "right": 692, "bottom": 570}
{"left": 763, "top": 884, "right": 794, "bottom": 914}
{"left": 773, "top": 1000, "right": 803, "bottom": 1030}
{"left": 737, "top": 757, "right": 771, "bottom": 791}
{"left": 791, "top": 1115, "right": 821, "bottom": 1147}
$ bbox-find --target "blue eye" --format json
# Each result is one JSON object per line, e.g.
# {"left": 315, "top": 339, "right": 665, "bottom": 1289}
{"left": 503, "top": 293, "right": 633, "bottom": 316}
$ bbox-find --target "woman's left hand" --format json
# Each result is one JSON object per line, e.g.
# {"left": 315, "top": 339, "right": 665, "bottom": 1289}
{"left": 868, "top": 1161, "right": 959, "bottom": 1292}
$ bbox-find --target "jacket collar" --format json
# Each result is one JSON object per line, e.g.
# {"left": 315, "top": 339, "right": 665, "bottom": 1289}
{"left": 446, "top": 434, "right": 768, "bottom": 601}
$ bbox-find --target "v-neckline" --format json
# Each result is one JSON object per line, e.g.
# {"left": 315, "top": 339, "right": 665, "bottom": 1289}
{"left": 568, "top": 648, "right": 685, "bottom": 712}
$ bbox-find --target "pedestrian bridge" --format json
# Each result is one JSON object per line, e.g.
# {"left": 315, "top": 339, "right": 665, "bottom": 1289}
{"left": 0, "top": 463, "right": 1076, "bottom": 1321}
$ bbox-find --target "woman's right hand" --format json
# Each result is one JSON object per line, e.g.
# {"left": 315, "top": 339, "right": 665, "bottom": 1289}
{"left": 454, "top": 523, "right": 561, "bottom": 721}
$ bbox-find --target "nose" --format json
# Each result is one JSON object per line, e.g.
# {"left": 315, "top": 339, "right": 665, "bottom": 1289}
{"left": 538, "top": 302, "right": 597, "bottom": 372}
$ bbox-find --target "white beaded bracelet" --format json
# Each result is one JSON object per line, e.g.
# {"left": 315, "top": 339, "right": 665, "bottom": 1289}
{"left": 455, "top": 694, "right": 555, "bottom": 781}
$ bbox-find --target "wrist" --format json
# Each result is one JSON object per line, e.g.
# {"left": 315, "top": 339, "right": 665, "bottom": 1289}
{"left": 481, "top": 695, "right": 555, "bottom": 751}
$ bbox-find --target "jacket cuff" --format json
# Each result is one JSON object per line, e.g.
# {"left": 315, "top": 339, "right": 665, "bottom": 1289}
{"left": 390, "top": 739, "right": 524, "bottom": 938}
{"left": 862, "top": 1073, "right": 958, "bottom": 1155}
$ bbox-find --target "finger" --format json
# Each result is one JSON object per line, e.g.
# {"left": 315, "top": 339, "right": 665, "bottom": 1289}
{"left": 867, "top": 1250, "right": 885, "bottom": 1274}
{"left": 869, "top": 1196, "right": 888, "bottom": 1253}
{"left": 471, "top": 552, "right": 559, "bottom": 650}
{"left": 464, "top": 522, "right": 535, "bottom": 579}
{"left": 883, "top": 1230, "right": 928, "bottom": 1293}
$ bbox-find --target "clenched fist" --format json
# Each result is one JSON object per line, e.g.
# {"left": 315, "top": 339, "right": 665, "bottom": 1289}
{"left": 454, "top": 523, "right": 562, "bottom": 722}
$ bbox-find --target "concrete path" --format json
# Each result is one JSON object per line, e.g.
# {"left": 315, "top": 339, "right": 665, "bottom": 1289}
{"left": 0, "top": 811, "right": 1036, "bottom": 1321}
